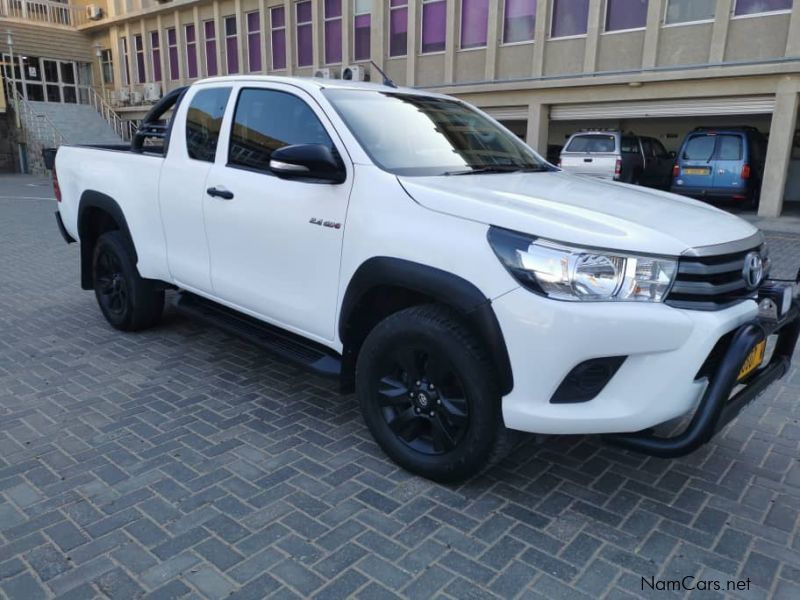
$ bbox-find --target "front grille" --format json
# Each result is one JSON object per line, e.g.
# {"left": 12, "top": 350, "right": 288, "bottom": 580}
{"left": 666, "top": 243, "right": 769, "bottom": 311}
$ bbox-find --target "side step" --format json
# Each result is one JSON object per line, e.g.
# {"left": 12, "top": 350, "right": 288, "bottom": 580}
{"left": 174, "top": 292, "right": 341, "bottom": 377}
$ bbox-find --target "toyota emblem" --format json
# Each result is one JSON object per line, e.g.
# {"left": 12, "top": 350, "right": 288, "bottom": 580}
{"left": 742, "top": 251, "right": 764, "bottom": 290}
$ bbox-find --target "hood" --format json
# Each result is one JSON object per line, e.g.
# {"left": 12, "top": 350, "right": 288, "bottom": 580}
{"left": 398, "top": 171, "right": 759, "bottom": 256}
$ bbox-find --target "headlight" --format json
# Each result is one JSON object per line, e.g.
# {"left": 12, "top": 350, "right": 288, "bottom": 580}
{"left": 488, "top": 227, "right": 677, "bottom": 302}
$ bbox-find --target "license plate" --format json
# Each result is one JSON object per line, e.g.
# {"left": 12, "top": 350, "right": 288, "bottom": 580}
{"left": 738, "top": 340, "right": 766, "bottom": 381}
{"left": 683, "top": 168, "right": 710, "bottom": 175}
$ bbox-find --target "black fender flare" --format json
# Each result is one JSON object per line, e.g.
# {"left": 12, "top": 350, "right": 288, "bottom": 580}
{"left": 339, "top": 257, "right": 514, "bottom": 395}
{"left": 77, "top": 191, "right": 137, "bottom": 290}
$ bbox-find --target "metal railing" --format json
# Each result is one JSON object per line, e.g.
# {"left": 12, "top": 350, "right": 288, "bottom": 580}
{"left": 0, "top": 0, "right": 89, "bottom": 27}
{"left": 86, "top": 86, "right": 138, "bottom": 142}
{"left": 5, "top": 81, "right": 66, "bottom": 173}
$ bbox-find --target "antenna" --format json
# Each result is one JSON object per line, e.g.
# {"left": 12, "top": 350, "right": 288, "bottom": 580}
{"left": 369, "top": 60, "right": 398, "bottom": 89}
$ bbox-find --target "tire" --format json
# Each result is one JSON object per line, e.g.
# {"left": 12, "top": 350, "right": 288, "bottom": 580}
{"left": 356, "top": 304, "right": 514, "bottom": 482}
{"left": 92, "top": 231, "right": 164, "bottom": 331}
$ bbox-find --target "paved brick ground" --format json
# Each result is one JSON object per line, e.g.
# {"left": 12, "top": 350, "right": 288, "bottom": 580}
{"left": 1, "top": 176, "right": 799, "bottom": 599}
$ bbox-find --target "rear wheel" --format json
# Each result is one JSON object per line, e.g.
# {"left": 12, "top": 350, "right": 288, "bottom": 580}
{"left": 93, "top": 231, "right": 164, "bottom": 331}
{"left": 356, "top": 305, "right": 513, "bottom": 482}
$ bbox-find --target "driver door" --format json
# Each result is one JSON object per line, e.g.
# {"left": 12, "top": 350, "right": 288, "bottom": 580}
{"left": 202, "top": 84, "right": 353, "bottom": 342}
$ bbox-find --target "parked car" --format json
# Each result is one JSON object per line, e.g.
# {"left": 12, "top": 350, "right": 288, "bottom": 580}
{"left": 52, "top": 76, "right": 799, "bottom": 482}
{"left": 671, "top": 127, "right": 767, "bottom": 207}
{"left": 559, "top": 130, "right": 674, "bottom": 188}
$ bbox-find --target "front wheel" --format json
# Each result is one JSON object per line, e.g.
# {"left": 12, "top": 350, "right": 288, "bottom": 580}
{"left": 356, "top": 305, "right": 512, "bottom": 482}
{"left": 93, "top": 231, "right": 164, "bottom": 331}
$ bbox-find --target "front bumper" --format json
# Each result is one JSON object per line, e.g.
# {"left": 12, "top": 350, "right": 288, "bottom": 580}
{"left": 493, "top": 280, "right": 799, "bottom": 446}
{"left": 605, "top": 298, "right": 799, "bottom": 457}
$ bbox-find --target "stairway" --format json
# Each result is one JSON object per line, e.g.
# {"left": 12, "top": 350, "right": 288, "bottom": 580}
{"left": 27, "top": 102, "right": 125, "bottom": 146}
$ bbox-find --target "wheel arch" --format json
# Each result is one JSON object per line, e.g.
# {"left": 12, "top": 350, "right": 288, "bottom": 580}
{"left": 338, "top": 257, "right": 513, "bottom": 396}
{"left": 77, "top": 191, "right": 137, "bottom": 290}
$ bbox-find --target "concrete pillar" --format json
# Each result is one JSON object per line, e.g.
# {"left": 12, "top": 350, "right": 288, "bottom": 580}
{"left": 260, "top": 0, "right": 269, "bottom": 73}
{"left": 406, "top": 0, "right": 418, "bottom": 86}
{"left": 759, "top": 83, "right": 799, "bottom": 218}
{"left": 708, "top": 0, "right": 733, "bottom": 63}
{"left": 283, "top": 0, "right": 294, "bottom": 74}
{"left": 531, "top": 0, "right": 549, "bottom": 77}
{"left": 213, "top": 1, "right": 223, "bottom": 77}
{"left": 526, "top": 103, "right": 549, "bottom": 155}
{"left": 786, "top": 0, "right": 800, "bottom": 56}
{"left": 444, "top": 0, "right": 457, "bottom": 83}
{"left": 642, "top": 0, "right": 666, "bottom": 68}
{"left": 235, "top": 0, "right": 245, "bottom": 73}
{"left": 371, "top": 0, "right": 385, "bottom": 68}
{"left": 484, "top": 0, "right": 500, "bottom": 81}
{"left": 583, "top": 0, "right": 603, "bottom": 73}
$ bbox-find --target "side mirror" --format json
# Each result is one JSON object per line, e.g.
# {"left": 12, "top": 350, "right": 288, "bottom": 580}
{"left": 269, "top": 144, "right": 345, "bottom": 183}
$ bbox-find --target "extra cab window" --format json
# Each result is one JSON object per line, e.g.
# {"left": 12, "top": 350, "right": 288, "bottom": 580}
{"left": 228, "top": 88, "right": 333, "bottom": 172}
{"left": 185, "top": 87, "right": 231, "bottom": 162}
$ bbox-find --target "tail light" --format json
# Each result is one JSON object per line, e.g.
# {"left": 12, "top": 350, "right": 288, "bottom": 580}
{"left": 52, "top": 165, "right": 62, "bottom": 203}
{"left": 672, "top": 164, "right": 680, "bottom": 178}
{"left": 557, "top": 159, "right": 562, "bottom": 167}
{"left": 741, "top": 164, "right": 751, "bottom": 180}
{"left": 614, "top": 159, "right": 622, "bottom": 179}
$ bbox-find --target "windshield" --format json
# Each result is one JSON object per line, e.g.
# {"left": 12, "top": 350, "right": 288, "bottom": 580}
{"left": 322, "top": 89, "right": 550, "bottom": 176}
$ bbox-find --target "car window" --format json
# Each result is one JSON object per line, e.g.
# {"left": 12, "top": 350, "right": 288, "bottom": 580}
{"left": 682, "top": 135, "right": 716, "bottom": 161}
{"left": 716, "top": 135, "right": 743, "bottom": 161}
{"left": 640, "top": 138, "right": 654, "bottom": 158}
{"left": 565, "top": 135, "right": 616, "bottom": 153}
{"left": 652, "top": 139, "right": 668, "bottom": 157}
{"left": 228, "top": 88, "right": 334, "bottom": 172}
{"left": 185, "top": 87, "right": 231, "bottom": 162}
{"left": 620, "top": 136, "right": 639, "bottom": 154}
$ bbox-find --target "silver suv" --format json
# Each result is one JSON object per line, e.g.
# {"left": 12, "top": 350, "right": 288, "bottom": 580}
{"left": 559, "top": 130, "right": 674, "bottom": 188}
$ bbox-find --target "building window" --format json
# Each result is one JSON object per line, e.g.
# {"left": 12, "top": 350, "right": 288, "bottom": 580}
{"left": 421, "top": 0, "right": 446, "bottom": 53}
{"left": 734, "top": 0, "right": 791, "bottom": 16}
{"left": 324, "top": 0, "right": 342, "bottom": 64}
{"left": 120, "top": 37, "right": 131, "bottom": 85}
{"left": 167, "top": 28, "right": 179, "bottom": 80}
{"left": 186, "top": 87, "right": 232, "bottom": 162}
{"left": 461, "top": 0, "right": 489, "bottom": 49}
{"left": 296, "top": 1, "right": 313, "bottom": 67}
{"left": 101, "top": 49, "right": 114, "bottom": 84}
{"left": 353, "top": 0, "right": 371, "bottom": 61}
{"left": 389, "top": 0, "right": 408, "bottom": 56}
{"left": 247, "top": 12, "right": 262, "bottom": 72}
{"left": 134, "top": 34, "right": 146, "bottom": 83}
{"left": 150, "top": 32, "right": 162, "bottom": 82}
{"left": 229, "top": 88, "right": 334, "bottom": 172}
{"left": 551, "top": 0, "right": 589, "bottom": 37}
{"left": 204, "top": 21, "right": 218, "bottom": 76}
{"left": 185, "top": 24, "right": 198, "bottom": 79}
{"left": 503, "top": 0, "right": 536, "bottom": 44}
{"left": 664, "top": 0, "right": 715, "bottom": 24}
{"left": 605, "top": 0, "right": 648, "bottom": 32}
{"left": 225, "top": 16, "right": 239, "bottom": 74}
{"left": 271, "top": 7, "right": 287, "bottom": 70}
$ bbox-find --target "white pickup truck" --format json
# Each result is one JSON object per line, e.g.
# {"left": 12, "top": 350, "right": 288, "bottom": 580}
{"left": 52, "top": 76, "right": 799, "bottom": 482}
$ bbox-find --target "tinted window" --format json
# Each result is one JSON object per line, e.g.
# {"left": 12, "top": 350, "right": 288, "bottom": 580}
{"left": 651, "top": 139, "right": 668, "bottom": 158}
{"left": 683, "top": 135, "right": 716, "bottom": 161}
{"left": 565, "top": 135, "right": 616, "bottom": 153}
{"left": 620, "top": 136, "right": 639, "bottom": 154}
{"left": 229, "top": 88, "right": 333, "bottom": 172}
{"left": 186, "top": 87, "right": 231, "bottom": 162}
{"left": 323, "top": 89, "right": 547, "bottom": 176}
{"left": 640, "top": 138, "right": 654, "bottom": 158}
{"left": 716, "top": 135, "right": 743, "bottom": 161}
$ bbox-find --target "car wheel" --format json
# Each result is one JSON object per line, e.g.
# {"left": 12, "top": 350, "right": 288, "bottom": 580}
{"left": 93, "top": 231, "right": 164, "bottom": 331}
{"left": 356, "top": 304, "right": 514, "bottom": 482}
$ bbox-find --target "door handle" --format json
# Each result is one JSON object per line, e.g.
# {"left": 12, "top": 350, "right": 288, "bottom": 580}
{"left": 206, "top": 186, "right": 234, "bottom": 200}
{"left": 584, "top": 158, "right": 593, "bottom": 163}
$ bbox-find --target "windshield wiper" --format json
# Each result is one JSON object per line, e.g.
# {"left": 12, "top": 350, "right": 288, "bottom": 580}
{"left": 444, "top": 165, "right": 549, "bottom": 176}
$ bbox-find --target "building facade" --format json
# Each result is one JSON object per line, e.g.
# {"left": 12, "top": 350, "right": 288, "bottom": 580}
{"left": 2, "top": 0, "right": 800, "bottom": 216}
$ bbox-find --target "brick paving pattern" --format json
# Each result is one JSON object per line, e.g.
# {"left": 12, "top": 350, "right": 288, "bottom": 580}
{"left": 1, "top": 178, "right": 799, "bottom": 599}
